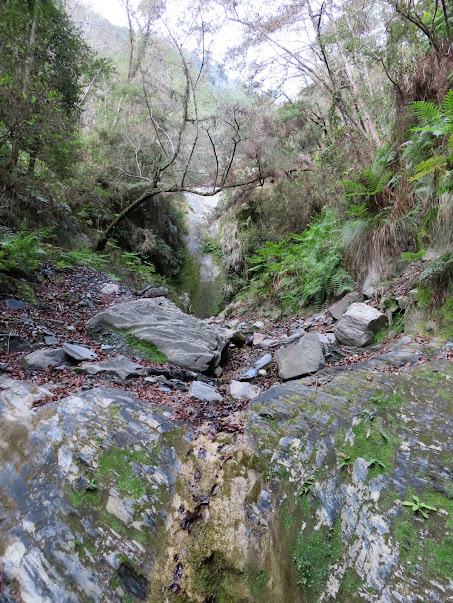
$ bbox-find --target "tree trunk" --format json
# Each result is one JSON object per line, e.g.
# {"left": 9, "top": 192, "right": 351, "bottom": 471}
{"left": 95, "top": 188, "right": 159, "bottom": 251}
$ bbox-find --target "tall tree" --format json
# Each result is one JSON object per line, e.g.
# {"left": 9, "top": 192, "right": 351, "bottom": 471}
{"left": 0, "top": 0, "right": 96, "bottom": 174}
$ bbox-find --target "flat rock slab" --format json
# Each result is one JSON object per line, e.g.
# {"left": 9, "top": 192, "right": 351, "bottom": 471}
{"left": 336, "top": 302, "right": 387, "bottom": 346}
{"left": 21, "top": 347, "right": 67, "bottom": 370}
{"left": 275, "top": 333, "right": 325, "bottom": 380}
{"left": 62, "top": 342, "right": 98, "bottom": 361}
{"left": 86, "top": 298, "right": 228, "bottom": 373}
{"left": 188, "top": 380, "right": 223, "bottom": 402}
{"left": 77, "top": 355, "right": 148, "bottom": 379}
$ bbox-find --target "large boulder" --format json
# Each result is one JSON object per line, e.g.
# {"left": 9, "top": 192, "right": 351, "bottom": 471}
{"left": 336, "top": 302, "right": 387, "bottom": 346}
{"left": 86, "top": 297, "right": 228, "bottom": 373}
{"left": 275, "top": 333, "right": 325, "bottom": 380}
{"left": 247, "top": 359, "right": 453, "bottom": 602}
{"left": 328, "top": 291, "right": 361, "bottom": 320}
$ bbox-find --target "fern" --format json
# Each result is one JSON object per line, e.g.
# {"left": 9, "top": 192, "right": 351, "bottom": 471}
{"left": 247, "top": 210, "right": 354, "bottom": 310}
{"left": 411, "top": 100, "right": 443, "bottom": 124}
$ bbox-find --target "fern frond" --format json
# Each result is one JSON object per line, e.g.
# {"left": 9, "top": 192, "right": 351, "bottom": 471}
{"left": 411, "top": 100, "right": 442, "bottom": 124}
{"left": 410, "top": 155, "right": 448, "bottom": 181}
{"left": 442, "top": 89, "right": 453, "bottom": 121}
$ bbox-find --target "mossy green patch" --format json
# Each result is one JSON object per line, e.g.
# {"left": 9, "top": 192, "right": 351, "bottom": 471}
{"left": 338, "top": 418, "right": 397, "bottom": 480}
{"left": 395, "top": 520, "right": 421, "bottom": 567}
{"left": 427, "top": 536, "right": 453, "bottom": 579}
{"left": 292, "top": 519, "right": 342, "bottom": 602}
{"left": 125, "top": 334, "right": 168, "bottom": 363}
{"left": 70, "top": 488, "right": 101, "bottom": 508}
{"left": 97, "top": 446, "right": 158, "bottom": 500}
{"left": 337, "top": 568, "right": 363, "bottom": 599}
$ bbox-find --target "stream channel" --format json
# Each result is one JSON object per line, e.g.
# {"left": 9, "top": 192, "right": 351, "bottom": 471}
{"left": 181, "top": 191, "right": 225, "bottom": 318}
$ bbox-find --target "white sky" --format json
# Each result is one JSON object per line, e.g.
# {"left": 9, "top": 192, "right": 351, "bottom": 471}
{"left": 80, "top": 0, "right": 129, "bottom": 27}
{"left": 70, "top": 0, "right": 302, "bottom": 97}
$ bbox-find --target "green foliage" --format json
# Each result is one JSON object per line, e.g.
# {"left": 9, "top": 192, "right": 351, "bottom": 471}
{"left": 0, "top": 227, "right": 49, "bottom": 274}
{"left": 298, "top": 475, "right": 317, "bottom": 497}
{"left": 341, "top": 169, "right": 393, "bottom": 198}
{"left": 408, "top": 90, "right": 453, "bottom": 192}
{"left": 401, "top": 249, "right": 426, "bottom": 261}
{"left": 202, "top": 239, "right": 223, "bottom": 257}
{"left": 57, "top": 248, "right": 109, "bottom": 270}
{"left": 419, "top": 253, "right": 453, "bottom": 290}
{"left": 0, "top": 0, "right": 99, "bottom": 175}
{"left": 247, "top": 210, "right": 354, "bottom": 310}
{"left": 403, "top": 495, "right": 437, "bottom": 519}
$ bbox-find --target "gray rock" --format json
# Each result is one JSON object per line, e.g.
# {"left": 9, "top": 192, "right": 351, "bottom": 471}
{"left": 77, "top": 355, "right": 148, "bottom": 379}
{"left": 362, "top": 262, "right": 381, "bottom": 297}
{"left": 188, "top": 380, "right": 223, "bottom": 402}
{"left": 239, "top": 353, "right": 272, "bottom": 380}
{"left": 373, "top": 349, "right": 422, "bottom": 367}
{"left": 86, "top": 298, "right": 227, "bottom": 373}
{"left": 136, "top": 285, "right": 168, "bottom": 298}
{"left": 275, "top": 333, "right": 325, "bottom": 380}
{"left": 328, "top": 291, "right": 361, "bottom": 320}
{"left": 44, "top": 335, "right": 59, "bottom": 346}
{"left": 21, "top": 348, "right": 67, "bottom": 370}
{"left": 229, "top": 380, "right": 260, "bottom": 401}
{"left": 5, "top": 298, "right": 27, "bottom": 310}
{"left": 336, "top": 303, "right": 387, "bottom": 347}
{"left": 62, "top": 342, "right": 98, "bottom": 362}
{"left": 270, "top": 329, "right": 305, "bottom": 348}
{"left": 100, "top": 283, "right": 120, "bottom": 295}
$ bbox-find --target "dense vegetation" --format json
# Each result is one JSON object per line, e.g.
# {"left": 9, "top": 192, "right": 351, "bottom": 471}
{"left": 1, "top": 0, "right": 453, "bottom": 315}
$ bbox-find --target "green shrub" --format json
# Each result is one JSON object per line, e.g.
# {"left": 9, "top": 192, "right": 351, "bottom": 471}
{"left": 0, "top": 227, "right": 49, "bottom": 274}
{"left": 247, "top": 209, "right": 354, "bottom": 310}
{"left": 57, "top": 248, "right": 109, "bottom": 270}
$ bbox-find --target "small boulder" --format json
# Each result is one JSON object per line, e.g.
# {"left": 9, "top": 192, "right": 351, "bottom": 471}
{"left": 275, "top": 333, "right": 325, "bottom": 380}
{"left": 21, "top": 348, "right": 67, "bottom": 371}
{"left": 77, "top": 356, "right": 148, "bottom": 380}
{"left": 188, "top": 381, "right": 223, "bottom": 402}
{"left": 62, "top": 342, "right": 98, "bottom": 362}
{"left": 5, "top": 298, "right": 27, "bottom": 310}
{"left": 100, "top": 283, "right": 120, "bottom": 295}
{"left": 229, "top": 380, "right": 260, "bottom": 401}
{"left": 328, "top": 292, "right": 361, "bottom": 320}
{"left": 336, "top": 303, "right": 387, "bottom": 347}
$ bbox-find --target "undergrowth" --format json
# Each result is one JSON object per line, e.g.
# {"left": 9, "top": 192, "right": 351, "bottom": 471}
{"left": 247, "top": 209, "right": 354, "bottom": 311}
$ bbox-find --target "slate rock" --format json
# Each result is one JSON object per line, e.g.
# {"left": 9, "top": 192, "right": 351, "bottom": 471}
{"left": 5, "top": 298, "right": 27, "bottom": 310}
{"left": 229, "top": 380, "right": 260, "bottom": 401}
{"left": 77, "top": 355, "right": 148, "bottom": 379}
{"left": 336, "top": 302, "right": 387, "bottom": 347}
{"left": 21, "top": 348, "right": 67, "bottom": 370}
{"left": 62, "top": 342, "right": 98, "bottom": 362}
{"left": 275, "top": 333, "right": 325, "bottom": 380}
{"left": 188, "top": 381, "right": 223, "bottom": 402}
{"left": 328, "top": 291, "right": 361, "bottom": 320}
{"left": 86, "top": 298, "right": 227, "bottom": 373}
